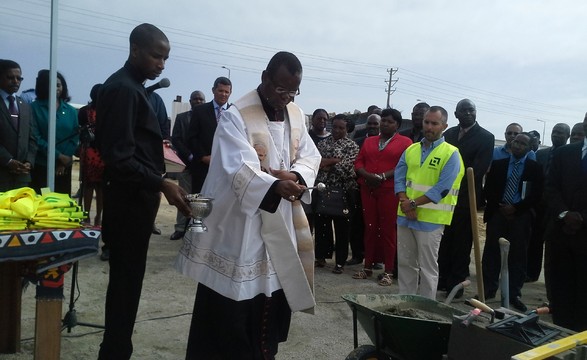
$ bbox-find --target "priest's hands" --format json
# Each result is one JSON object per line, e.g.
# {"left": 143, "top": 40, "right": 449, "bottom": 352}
{"left": 275, "top": 180, "right": 305, "bottom": 202}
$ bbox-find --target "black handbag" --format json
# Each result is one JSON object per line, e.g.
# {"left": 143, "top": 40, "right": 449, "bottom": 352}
{"left": 313, "top": 187, "right": 351, "bottom": 218}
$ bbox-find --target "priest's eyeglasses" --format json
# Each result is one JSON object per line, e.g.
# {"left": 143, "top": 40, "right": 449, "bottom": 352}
{"left": 275, "top": 87, "right": 300, "bottom": 98}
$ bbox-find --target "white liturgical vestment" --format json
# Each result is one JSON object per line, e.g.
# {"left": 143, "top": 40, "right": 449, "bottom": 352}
{"left": 175, "top": 90, "right": 320, "bottom": 312}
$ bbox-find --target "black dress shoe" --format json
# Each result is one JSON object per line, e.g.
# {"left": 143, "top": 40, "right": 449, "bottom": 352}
{"left": 510, "top": 296, "right": 528, "bottom": 313}
{"left": 152, "top": 225, "right": 162, "bottom": 235}
{"left": 170, "top": 231, "right": 185, "bottom": 240}
{"left": 100, "top": 249, "right": 110, "bottom": 261}
{"left": 473, "top": 291, "right": 496, "bottom": 301}
{"left": 345, "top": 258, "right": 363, "bottom": 266}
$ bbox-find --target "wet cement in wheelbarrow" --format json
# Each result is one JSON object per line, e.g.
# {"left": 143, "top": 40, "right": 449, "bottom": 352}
{"left": 385, "top": 304, "right": 455, "bottom": 323}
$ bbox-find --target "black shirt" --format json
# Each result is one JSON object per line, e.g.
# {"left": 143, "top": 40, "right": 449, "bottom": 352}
{"left": 95, "top": 61, "right": 164, "bottom": 192}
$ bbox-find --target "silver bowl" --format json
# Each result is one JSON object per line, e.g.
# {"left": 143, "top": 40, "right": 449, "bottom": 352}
{"left": 185, "top": 194, "right": 214, "bottom": 233}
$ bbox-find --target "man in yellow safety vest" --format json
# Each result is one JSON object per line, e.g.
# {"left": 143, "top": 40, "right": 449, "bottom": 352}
{"left": 394, "top": 105, "right": 464, "bottom": 299}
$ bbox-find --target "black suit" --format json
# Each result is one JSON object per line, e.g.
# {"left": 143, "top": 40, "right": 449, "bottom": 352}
{"left": 438, "top": 122, "right": 494, "bottom": 291}
{"left": 187, "top": 101, "right": 218, "bottom": 193}
{"left": 399, "top": 127, "right": 423, "bottom": 143}
{"left": 546, "top": 141, "right": 587, "bottom": 331}
{"left": 172, "top": 110, "right": 192, "bottom": 167}
{"left": 171, "top": 110, "right": 192, "bottom": 232}
{"left": 482, "top": 157, "right": 543, "bottom": 299}
{"left": 526, "top": 147, "right": 554, "bottom": 280}
{"left": 0, "top": 95, "right": 37, "bottom": 191}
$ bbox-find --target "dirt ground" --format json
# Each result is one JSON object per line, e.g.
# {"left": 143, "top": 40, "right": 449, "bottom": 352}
{"left": 1, "top": 165, "right": 552, "bottom": 360}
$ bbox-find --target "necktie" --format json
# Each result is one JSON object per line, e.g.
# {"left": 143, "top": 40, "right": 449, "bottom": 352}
{"left": 458, "top": 127, "right": 466, "bottom": 141}
{"left": 216, "top": 107, "right": 223, "bottom": 122}
{"left": 503, "top": 160, "right": 521, "bottom": 204}
{"left": 582, "top": 152, "right": 587, "bottom": 173}
{"left": 7, "top": 95, "right": 18, "bottom": 128}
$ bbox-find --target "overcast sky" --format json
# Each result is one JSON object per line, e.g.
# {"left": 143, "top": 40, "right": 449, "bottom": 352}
{"left": 3, "top": 0, "right": 587, "bottom": 145}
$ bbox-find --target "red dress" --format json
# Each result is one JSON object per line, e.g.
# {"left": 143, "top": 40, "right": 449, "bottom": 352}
{"left": 354, "top": 134, "right": 412, "bottom": 272}
{"left": 78, "top": 105, "right": 104, "bottom": 184}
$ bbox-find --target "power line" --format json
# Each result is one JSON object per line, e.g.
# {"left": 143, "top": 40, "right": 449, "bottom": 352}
{"left": 3, "top": 0, "right": 580, "bottom": 119}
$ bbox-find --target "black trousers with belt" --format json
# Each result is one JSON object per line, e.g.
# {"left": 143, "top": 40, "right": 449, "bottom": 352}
{"left": 438, "top": 206, "right": 473, "bottom": 292}
{"left": 98, "top": 181, "right": 159, "bottom": 360}
{"left": 482, "top": 211, "right": 532, "bottom": 299}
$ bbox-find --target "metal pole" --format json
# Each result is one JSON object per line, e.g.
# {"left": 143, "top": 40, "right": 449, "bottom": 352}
{"left": 47, "top": 0, "right": 59, "bottom": 192}
{"left": 221, "top": 66, "right": 231, "bottom": 79}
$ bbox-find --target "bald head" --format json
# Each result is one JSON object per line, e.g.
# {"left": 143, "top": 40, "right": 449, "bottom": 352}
{"left": 128, "top": 23, "right": 170, "bottom": 80}
{"left": 455, "top": 99, "right": 476, "bottom": 128}
{"left": 551, "top": 123, "right": 570, "bottom": 148}
{"left": 129, "top": 23, "right": 168, "bottom": 49}
{"left": 189, "top": 90, "right": 206, "bottom": 108}
{"left": 366, "top": 113, "right": 381, "bottom": 136}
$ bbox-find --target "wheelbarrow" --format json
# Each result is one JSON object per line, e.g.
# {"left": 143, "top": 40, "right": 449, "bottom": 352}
{"left": 342, "top": 294, "right": 467, "bottom": 360}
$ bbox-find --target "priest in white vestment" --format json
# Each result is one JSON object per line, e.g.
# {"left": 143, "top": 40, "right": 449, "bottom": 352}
{"left": 176, "top": 51, "right": 321, "bottom": 360}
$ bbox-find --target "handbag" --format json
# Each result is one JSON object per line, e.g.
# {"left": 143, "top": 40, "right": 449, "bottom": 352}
{"left": 313, "top": 187, "right": 351, "bottom": 218}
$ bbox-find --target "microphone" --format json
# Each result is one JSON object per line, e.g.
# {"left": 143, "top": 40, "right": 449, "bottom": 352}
{"left": 146, "top": 78, "right": 170, "bottom": 93}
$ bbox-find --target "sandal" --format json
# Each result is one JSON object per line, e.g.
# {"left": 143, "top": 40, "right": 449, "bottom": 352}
{"left": 332, "top": 265, "right": 344, "bottom": 274}
{"left": 378, "top": 272, "right": 393, "bottom": 286}
{"left": 352, "top": 268, "right": 373, "bottom": 279}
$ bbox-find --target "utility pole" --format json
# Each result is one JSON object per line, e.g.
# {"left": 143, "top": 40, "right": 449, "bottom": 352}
{"left": 385, "top": 68, "right": 398, "bottom": 108}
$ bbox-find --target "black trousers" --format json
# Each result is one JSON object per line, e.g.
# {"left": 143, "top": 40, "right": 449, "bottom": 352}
{"left": 186, "top": 284, "right": 291, "bottom": 360}
{"left": 482, "top": 211, "right": 531, "bottom": 299}
{"left": 438, "top": 206, "right": 473, "bottom": 291}
{"left": 98, "top": 181, "right": 159, "bottom": 360}
{"left": 314, "top": 213, "right": 351, "bottom": 266}
{"left": 526, "top": 206, "right": 546, "bottom": 280}
{"left": 349, "top": 189, "right": 364, "bottom": 261}
{"left": 550, "top": 222, "right": 587, "bottom": 331}
{"left": 30, "top": 164, "right": 72, "bottom": 195}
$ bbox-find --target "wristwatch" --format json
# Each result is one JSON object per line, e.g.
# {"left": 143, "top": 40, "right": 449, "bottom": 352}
{"left": 409, "top": 199, "right": 417, "bottom": 210}
{"left": 558, "top": 211, "right": 568, "bottom": 220}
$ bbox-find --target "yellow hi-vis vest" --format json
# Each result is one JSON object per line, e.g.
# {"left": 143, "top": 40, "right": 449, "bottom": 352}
{"left": 398, "top": 141, "right": 464, "bottom": 225}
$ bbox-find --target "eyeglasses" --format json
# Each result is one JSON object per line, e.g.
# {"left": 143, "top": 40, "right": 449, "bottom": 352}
{"left": 268, "top": 76, "right": 300, "bottom": 97}
{"left": 506, "top": 131, "right": 519, "bottom": 136}
{"left": 275, "top": 87, "right": 300, "bottom": 97}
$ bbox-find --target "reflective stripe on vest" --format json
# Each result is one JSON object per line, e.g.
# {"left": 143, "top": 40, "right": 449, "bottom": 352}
{"left": 398, "top": 141, "right": 464, "bottom": 225}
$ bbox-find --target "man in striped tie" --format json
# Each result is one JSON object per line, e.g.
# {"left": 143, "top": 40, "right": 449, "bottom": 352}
{"left": 481, "top": 132, "right": 544, "bottom": 312}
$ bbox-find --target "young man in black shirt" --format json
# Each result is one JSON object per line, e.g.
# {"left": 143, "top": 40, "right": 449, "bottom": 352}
{"left": 95, "top": 23, "right": 191, "bottom": 359}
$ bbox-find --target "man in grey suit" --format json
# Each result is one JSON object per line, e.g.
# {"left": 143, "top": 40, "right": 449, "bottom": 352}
{"left": 0, "top": 59, "right": 37, "bottom": 192}
{"left": 169, "top": 90, "right": 206, "bottom": 240}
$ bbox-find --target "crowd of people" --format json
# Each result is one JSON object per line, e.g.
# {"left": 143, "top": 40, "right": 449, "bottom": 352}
{"left": 2, "top": 21, "right": 587, "bottom": 359}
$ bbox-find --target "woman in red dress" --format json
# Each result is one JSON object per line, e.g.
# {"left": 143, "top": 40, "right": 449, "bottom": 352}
{"left": 353, "top": 108, "right": 412, "bottom": 286}
{"left": 78, "top": 84, "right": 104, "bottom": 226}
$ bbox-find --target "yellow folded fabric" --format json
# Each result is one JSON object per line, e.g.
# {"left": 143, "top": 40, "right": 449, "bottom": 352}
{"left": 0, "top": 188, "right": 87, "bottom": 231}
{"left": 0, "top": 187, "right": 39, "bottom": 219}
